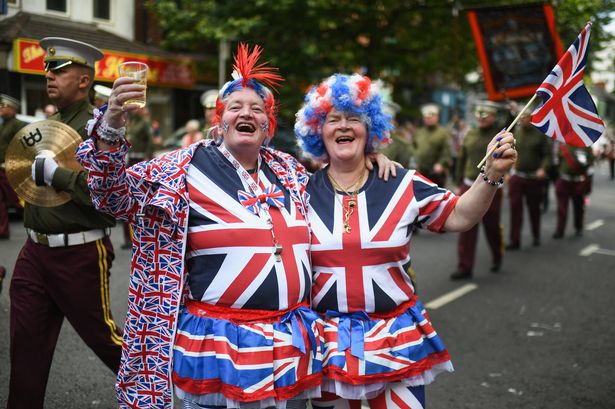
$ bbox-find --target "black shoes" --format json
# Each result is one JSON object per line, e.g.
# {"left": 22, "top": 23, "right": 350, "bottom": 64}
{"left": 490, "top": 262, "right": 501, "bottom": 273}
{"left": 450, "top": 270, "right": 472, "bottom": 280}
{"left": 552, "top": 232, "right": 564, "bottom": 239}
{"left": 575, "top": 230, "right": 583, "bottom": 237}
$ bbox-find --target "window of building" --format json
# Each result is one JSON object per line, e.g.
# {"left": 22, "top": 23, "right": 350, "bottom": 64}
{"left": 46, "top": 0, "right": 67, "bottom": 12}
{"left": 93, "top": 0, "right": 110, "bottom": 20}
{"left": 8, "top": 0, "right": 19, "bottom": 5}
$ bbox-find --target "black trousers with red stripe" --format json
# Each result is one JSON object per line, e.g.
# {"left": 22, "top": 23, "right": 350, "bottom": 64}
{"left": 8, "top": 237, "right": 123, "bottom": 409}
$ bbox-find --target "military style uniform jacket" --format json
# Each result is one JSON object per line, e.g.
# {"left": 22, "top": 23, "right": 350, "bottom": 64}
{"left": 0, "top": 116, "right": 28, "bottom": 165}
{"left": 513, "top": 124, "right": 551, "bottom": 174}
{"left": 126, "top": 115, "right": 153, "bottom": 160}
{"left": 558, "top": 146, "right": 594, "bottom": 178}
{"left": 455, "top": 122, "right": 501, "bottom": 186}
{"left": 381, "top": 132, "right": 413, "bottom": 168}
{"left": 23, "top": 98, "right": 115, "bottom": 233}
{"left": 413, "top": 124, "right": 450, "bottom": 174}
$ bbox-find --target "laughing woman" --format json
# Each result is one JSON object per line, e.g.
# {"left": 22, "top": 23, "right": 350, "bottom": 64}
{"left": 294, "top": 74, "right": 517, "bottom": 408}
{"left": 77, "top": 44, "right": 321, "bottom": 409}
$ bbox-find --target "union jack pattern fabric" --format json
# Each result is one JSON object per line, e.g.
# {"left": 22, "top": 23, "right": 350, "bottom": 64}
{"left": 76, "top": 139, "right": 314, "bottom": 408}
{"left": 184, "top": 145, "right": 311, "bottom": 310}
{"left": 531, "top": 22, "right": 605, "bottom": 147}
{"left": 237, "top": 183, "right": 286, "bottom": 215}
{"left": 306, "top": 168, "right": 456, "bottom": 398}
{"left": 308, "top": 168, "right": 457, "bottom": 313}
{"left": 173, "top": 303, "right": 323, "bottom": 408}
{"left": 312, "top": 384, "right": 425, "bottom": 408}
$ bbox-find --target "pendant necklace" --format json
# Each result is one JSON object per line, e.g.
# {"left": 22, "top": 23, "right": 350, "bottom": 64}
{"left": 327, "top": 167, "right": 366, "bottom": 234}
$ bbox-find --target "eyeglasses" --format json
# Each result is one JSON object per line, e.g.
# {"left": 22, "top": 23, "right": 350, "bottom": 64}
{"left": 44, "top": 60, "right": 74, "bottom": 72}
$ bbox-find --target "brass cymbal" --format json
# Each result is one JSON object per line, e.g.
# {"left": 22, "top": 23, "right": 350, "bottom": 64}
{"left": 5, "top": 120, "right": 84, "bottom": 207}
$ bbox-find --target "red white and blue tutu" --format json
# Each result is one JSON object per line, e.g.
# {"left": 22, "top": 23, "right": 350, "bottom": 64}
{"left": 172, "top": 301, "right": 324, "bottom": 408}
{"left": 319, "top": 298, "right": 453, "bottom": 400}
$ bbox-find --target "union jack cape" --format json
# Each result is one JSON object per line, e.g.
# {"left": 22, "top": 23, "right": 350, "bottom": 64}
{"left": 531, "top": 21, "right": 605, "bottom": 147}
{"left": 76, "top": 138, "right": 312, "bottom": 408}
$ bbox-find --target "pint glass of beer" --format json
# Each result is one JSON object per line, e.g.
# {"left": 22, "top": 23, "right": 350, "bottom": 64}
{"left": 118, "top": 61, "right": 148, "bottom": 108}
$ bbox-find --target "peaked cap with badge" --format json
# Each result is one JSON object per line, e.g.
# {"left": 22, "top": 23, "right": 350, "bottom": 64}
{"left": 39, "top": 37, "right": 104, "bottom": 72}
{"left": 0, "top": 94, "right": 21, "bottom": 110}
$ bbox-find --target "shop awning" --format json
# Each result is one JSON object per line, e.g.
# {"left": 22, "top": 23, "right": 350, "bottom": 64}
{"left": 0, "top": 12, "right": 197, "bottom": 88}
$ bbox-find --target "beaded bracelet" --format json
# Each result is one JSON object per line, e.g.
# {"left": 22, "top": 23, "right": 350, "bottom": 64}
{"left": 479, "top": 166, "right": 504, "bottom": 187}
{"left": 96, "top": 118, "right": 126, "bottom": 145}
{"left": 86, "top": 104, "right": 126, "bottom": 146}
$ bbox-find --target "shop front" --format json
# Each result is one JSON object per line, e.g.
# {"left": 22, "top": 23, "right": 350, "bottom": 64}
{"left": 8, "top": 37, "right": 196, "bottom": 138}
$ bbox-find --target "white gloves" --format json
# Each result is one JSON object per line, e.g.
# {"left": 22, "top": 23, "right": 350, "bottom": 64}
{"left": 31, "top": 153, "right": 59, "bottom": 187}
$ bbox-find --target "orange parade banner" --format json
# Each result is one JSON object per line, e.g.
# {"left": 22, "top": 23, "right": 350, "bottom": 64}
{"left": 12, "top": 38, "right": 195, "bottom": 88}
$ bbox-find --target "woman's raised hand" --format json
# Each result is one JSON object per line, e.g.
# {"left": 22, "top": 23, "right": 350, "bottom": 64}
{"left": 104, "top": 77, "right": 146, "bottom": 129}
{"left": 483, "top": 130, "right": 517, "bottom": 180}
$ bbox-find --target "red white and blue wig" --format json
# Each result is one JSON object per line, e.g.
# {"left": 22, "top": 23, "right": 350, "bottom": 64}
{"left": 211, "top": 43, "right": 283, "bottom": 139}
{"left": 294, "top": 73, "right": 393, "bottom": 160}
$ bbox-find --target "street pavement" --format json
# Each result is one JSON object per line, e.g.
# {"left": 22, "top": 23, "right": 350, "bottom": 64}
{"left": 1, "top": 161, "right": 614, "bottom": 408}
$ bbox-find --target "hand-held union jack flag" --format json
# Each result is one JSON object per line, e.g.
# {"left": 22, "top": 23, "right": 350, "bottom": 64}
{"left": 531, "top": 22, "right": 605, "bottom": 147}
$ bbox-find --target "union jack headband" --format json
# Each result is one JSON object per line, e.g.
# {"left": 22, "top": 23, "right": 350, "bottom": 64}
{"left": 212, "top": 43, "right": 283, "bottom": 138}
{"left": 294, "top": 73, "right": 393, "bottom": 160}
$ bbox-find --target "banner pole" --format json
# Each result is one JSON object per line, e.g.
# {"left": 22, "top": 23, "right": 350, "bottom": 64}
{"left": 476, "top": 93, "right": 538, "bottom": 169}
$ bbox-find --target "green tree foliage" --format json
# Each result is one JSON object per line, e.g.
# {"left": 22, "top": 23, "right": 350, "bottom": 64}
{"left": 150, "top": 0, "right": 613, "bottom": 127}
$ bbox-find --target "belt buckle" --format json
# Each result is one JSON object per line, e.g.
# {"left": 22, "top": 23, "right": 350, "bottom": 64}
{"left": 36, "top": 232, "right": 49, "bottom": 246}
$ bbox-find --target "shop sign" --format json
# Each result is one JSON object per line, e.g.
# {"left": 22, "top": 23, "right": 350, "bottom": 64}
{"left": 13, "top": 38, "right": 195, "bottom": 88}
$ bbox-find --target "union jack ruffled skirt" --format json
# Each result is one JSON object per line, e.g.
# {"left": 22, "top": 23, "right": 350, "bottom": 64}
{"left": 172, "top": 300, "right": 324, "bottom": 409}
{"left": 320, "top": 297, "right": 454, "bottom": 400}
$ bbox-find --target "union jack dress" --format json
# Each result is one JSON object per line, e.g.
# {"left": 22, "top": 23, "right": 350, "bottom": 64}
{"left": 307, "top": 167, "right": 457, "bottom": 400}
{"left": 172, "top": 145, "right": 323, "bottom": 408}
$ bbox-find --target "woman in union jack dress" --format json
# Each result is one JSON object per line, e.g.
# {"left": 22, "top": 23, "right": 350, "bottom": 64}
{"left": 77, "top": 44, "right": 323, "bottom": 409}
{"left": 294, "top": 74, "right": 517, "bottom": 408}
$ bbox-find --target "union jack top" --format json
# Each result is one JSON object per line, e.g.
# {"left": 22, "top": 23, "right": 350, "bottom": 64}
{"left": 531, "top": 22, "right": 605, "bottom": 147}
{"left": 185, "top": 145, "right": 311, "bottom": 310}
{"left": 307, "top": 167, "right": 458, "bottom": 314}
{"left": 76, "top": 138, "right": 311, "bottom": 408}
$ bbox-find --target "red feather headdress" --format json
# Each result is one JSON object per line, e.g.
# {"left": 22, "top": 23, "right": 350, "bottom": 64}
{"left": 232, "top": 43, "right": 283, "bottom": 92}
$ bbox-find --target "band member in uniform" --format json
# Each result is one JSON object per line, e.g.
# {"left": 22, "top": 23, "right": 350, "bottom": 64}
{"left": 294, "top": 74, "right": 516, "bottom": 408}
{"left": 8, "top": 37, "right": 122, "bottom": 408}
{"left": 0, "top": 94, "right": 26, "bottom": 294}
{"left": 506, "top": 108, "right": 551, "bottom": 249}
{"left": 93, "top": 84, "right": 112, "bottom": 108}
{"left": 200, "top": 88, "right": 219, "bottom": 136}
{"left": 553, "top": 144, "right": 594, "bottom": 238}
{"left": 451, "top": 101, "right": 506, "bottom": 280}
{"left": 413, "top": 103, "right": 451, "bottom": 187}
{"left": 0, "top": 94, "right": 26, "bottom": 240}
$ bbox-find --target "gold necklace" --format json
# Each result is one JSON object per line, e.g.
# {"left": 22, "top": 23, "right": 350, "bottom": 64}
{"left": 327, "top": 168, "right": 366, "bottom": 233}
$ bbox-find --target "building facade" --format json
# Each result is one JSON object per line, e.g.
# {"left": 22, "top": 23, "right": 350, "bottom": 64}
{"left": 0, "top": 0, "right": 214, "bottom": 139}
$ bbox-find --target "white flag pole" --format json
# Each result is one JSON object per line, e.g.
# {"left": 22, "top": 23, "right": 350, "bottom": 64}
{"left": 476, "top": 93, "right": 539, "bottom": 169}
